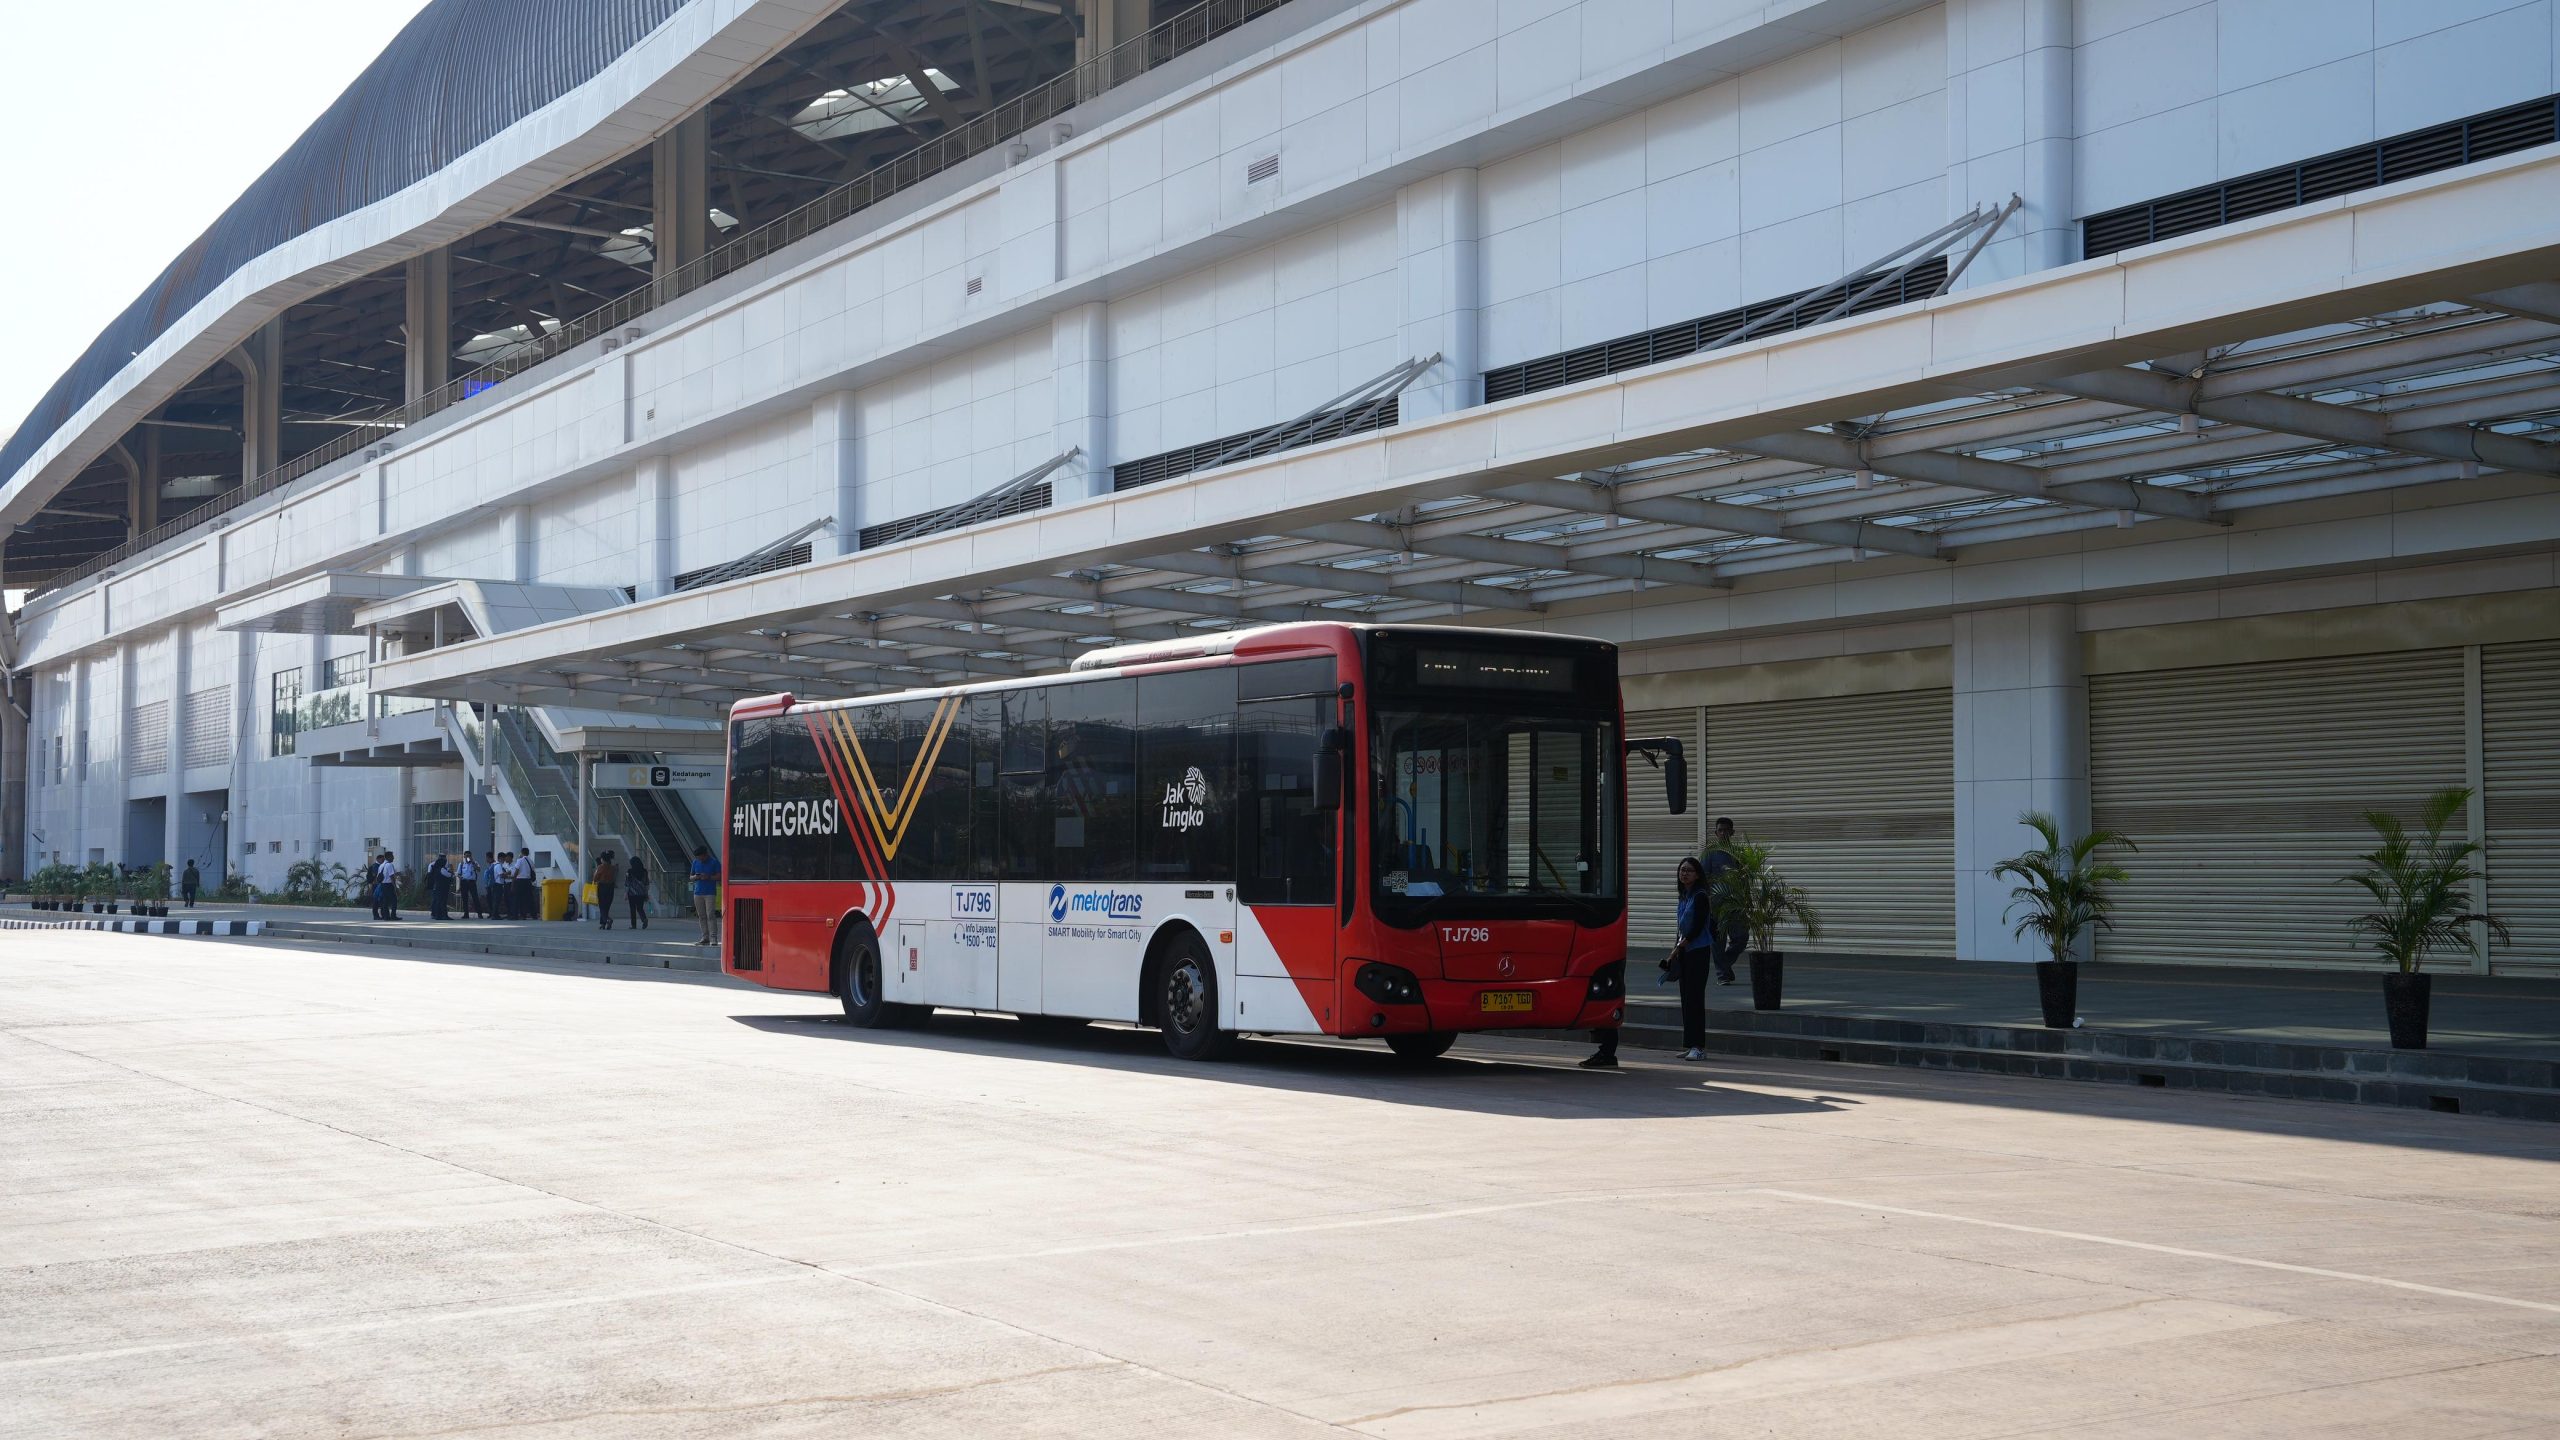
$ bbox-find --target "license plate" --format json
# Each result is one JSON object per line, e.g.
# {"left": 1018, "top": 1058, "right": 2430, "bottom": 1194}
{"left": 1479, "top": 991, "right": 1534, "bottom": 1013}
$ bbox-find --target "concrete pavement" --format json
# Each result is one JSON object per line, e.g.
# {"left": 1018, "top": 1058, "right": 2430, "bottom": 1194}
{"left": 5, "top": 930, "right": 2559, "bottom": 1437}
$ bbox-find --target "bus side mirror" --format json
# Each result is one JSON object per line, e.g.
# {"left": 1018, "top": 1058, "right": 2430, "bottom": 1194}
{"left": 1313, "top": 727, "right": 1350, "bottom": 811}
{"left": 1626, "top": 738, "right": 1688, "bottom": 814}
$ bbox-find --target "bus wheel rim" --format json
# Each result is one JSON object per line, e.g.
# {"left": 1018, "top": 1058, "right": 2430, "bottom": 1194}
{"left": 855, "top": 948, "right": 879, "bottom": 1006}
{"left": 1167, "top": 960, "right": 1205, "bottom": 1033}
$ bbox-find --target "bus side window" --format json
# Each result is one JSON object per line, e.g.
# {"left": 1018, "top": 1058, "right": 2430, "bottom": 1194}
{"left": 768, "top": 718, "right": 854, "bottom": 883}
{"left": 1237, "top": 691, "right": 1336, "bottom": 907}
{"left": 998, "top": 689, "right": 1048, "bottom": 880}
{"left": 964, "top": 696, "right": 1001, "bottom": 882}
{"left": 728, "top": 717, "right": 775, "bottom": 882}
{"left": 1049, "top": 677, "right": 1136, "bottom": 883}
{"left": 1137, "top": 668, "right": 1236, "bottom": 885}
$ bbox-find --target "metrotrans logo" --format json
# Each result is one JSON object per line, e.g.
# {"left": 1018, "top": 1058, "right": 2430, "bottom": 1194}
{"left": 1048, "top": 884, "right": 1143, "bottom": 924}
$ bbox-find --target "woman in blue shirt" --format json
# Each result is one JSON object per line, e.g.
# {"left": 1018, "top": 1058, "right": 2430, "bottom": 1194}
{"left": 1669, "top": 856, "right": 1715, "bottom": 1061}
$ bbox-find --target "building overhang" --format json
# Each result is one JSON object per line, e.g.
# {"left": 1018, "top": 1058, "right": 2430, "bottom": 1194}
{"left": 216, "top": 571, "right": 444, "bottom": 637}
{"left": 369, "top": 145, "right": 2560, "bottom": 718}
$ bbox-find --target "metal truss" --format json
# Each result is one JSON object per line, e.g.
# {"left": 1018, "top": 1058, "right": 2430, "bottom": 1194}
{"left": 388, "top": 281, "right": 2560, "bottom": 717}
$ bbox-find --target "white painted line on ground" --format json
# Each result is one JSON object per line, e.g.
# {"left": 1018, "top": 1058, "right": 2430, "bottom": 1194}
{"left": 1754, "top": 1189, "right": 2560, "bottom": 1315}
{"left": 0, "top": 1272, "right": 808, "bottom": 1371}
{"left": 844, "top": 1192, "right": 1669, "bottom": 1274}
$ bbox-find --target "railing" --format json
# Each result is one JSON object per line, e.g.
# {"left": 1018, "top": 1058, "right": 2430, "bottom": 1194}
{"left": 34, "top": 0, "right": 1296, "bottom": 602}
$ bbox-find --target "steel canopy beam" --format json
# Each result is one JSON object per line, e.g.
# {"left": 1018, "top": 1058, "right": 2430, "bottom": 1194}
{"left": 1293, "top": 519, "right": 1729, "bottom": 590}
{"left": 2047, "top": 365, "right": 2560, "bottom": 478}
{"left": 1487, "top": 477, "right": 1944, "bottom": 559}
{"left": 1731, "top": 428, "right": 2222, "bottom": 522}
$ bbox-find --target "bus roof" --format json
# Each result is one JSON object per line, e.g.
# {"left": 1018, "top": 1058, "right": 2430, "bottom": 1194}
{"left": 734, "top": 620, "right": 1611, "bottom": 718}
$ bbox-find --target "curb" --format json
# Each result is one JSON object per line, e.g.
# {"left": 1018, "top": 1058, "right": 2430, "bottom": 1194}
{"left": 253, "top": 921, "right": 723, "bottom": 973}
{"left": 1619, "top": 1003, "right": 2560, "bottom": 1122}
{"left": 1, "top": 916, "right": 266, "bottom": 936}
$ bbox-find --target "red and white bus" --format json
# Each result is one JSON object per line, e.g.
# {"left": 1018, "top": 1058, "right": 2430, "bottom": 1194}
{"left": 719, "top": 622, "right": 1685, "bottom": 1059}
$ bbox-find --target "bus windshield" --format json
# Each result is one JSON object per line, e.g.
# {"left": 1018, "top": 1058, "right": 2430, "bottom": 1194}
{"left": 1366, "top": 633, "right": 1623, "bottom": 928}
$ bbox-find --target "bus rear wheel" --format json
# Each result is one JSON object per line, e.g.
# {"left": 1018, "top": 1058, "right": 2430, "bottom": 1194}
{"left": 1385, "top": 1031, "right": 1457, "bottom": 1061}
{"left": 836, "top": 926, "right": 924, "bottom": 1029}
{"left": 1155, "top": 933, "right": 1233, "bottom": 1061}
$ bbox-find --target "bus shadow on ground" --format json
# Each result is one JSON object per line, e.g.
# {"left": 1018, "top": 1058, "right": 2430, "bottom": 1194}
{"left": 730, "top": 1011, "right": 1851, "bottom": 1121}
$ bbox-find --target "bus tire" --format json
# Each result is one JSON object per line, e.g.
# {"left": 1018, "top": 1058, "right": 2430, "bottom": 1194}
{"left": 1385, "top": 1031, "right": 1457, "bottom": 1061}
{"left": 1154, "top": 931, "right": 1233, "bottom": 1061}
{"left": 833, "top": 922, "right": 921, "bottom": 1029}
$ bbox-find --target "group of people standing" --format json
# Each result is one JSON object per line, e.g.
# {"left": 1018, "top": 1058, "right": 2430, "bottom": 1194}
{"left": 372, "top": 849, "right": 540, "bottom": 922}
{"left": 360, "top": 844, "right": 720, "bottom": 944}
{"left": 1584, "top": 817, "right": 1748, "bottom": 1070}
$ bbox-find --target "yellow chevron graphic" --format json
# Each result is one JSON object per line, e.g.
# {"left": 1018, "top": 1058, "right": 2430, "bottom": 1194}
{"left": 828, "top": 697, "right": 959, "bottom": 862}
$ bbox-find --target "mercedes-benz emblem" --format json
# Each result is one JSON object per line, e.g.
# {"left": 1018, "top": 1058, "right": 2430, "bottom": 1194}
{"left": 1496, "top": 955, "right": 1515, "bottom": 977}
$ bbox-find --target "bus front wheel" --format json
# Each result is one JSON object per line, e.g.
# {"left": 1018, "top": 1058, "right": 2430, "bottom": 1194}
{"left": 1386, "top": 1031, "right": 1457, "bottom": 1061}
{"left": 1155, "top": 933, "right": 1234, "bottom": 1061}
{"left": 836, "top": 925, "right": 924, "bottom": 1029}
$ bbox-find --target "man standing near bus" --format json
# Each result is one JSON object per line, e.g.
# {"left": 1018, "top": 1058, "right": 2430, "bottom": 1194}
{"left": 689, "top": 845, "right": 720, "bottom": 947}
{"left": 1702, "top": 817, "right": 1744, "bottom": 985}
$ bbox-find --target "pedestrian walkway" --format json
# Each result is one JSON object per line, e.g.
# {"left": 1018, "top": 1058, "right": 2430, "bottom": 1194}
{"left": 1628, "top": 953, "right": 2560, "bottom": 1061}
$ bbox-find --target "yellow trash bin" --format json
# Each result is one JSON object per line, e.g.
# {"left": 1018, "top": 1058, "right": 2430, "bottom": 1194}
{"left": 540, "top": 876, "right": 575, "bottom": 921}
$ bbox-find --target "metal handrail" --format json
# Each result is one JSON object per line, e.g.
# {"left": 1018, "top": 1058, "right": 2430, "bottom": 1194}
{"left": 35, "top": 0, "right": 1295, "bottom": 601}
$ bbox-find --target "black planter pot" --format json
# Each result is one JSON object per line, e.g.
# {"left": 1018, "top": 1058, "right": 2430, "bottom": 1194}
{"left": 2036, "top": 959, "right": 2079, "bottom": 1029}
{"left": 1749, "top": 950, "right": 1785, "bottom": 1011}
{"left": 2383, "top": 971, "right": 2432, "bottom": 1050}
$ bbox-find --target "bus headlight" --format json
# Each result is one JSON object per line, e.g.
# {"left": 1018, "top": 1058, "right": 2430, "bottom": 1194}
{"left": 1586, "top": 961, "right": 1626, "bottom": 1001}
{"left": 1354, "top": 962, "right": 1424, "bottom": 1006}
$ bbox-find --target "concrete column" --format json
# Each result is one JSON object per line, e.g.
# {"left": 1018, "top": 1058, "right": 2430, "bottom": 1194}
{"left": 810, "top": 395, "right": 861, "bottom": 558}
{"left": 1077, "top": 0, "right": 1152, "bottom": 73}
{"left": 1945, "top": 0, "right": 2075, "bottom": 283}
{"left": 500, "top": 505, "right": 535, "bottom": 583}
{"left": 652, "top": 112, "right": 711, "bottom": 296}
{"left": 308, "top": 632, "right": 327, "bottom": 863}
{"left": 1395, "top": 169, "right": 1481, "bottom": 423}
{"left": 165, "top": 630, "right": 189, "bottom": 868}
{"left": 231, "top": 318, "right": 284, "bottom": 484}
{"left": 404, "top": 246, "right": 452, "bottom": 405}
{"left": 70, "top": 658, "right": 90, "bottom": 862}
{"left": 575, "top": 752, "right": 592, "bottom": 920}
{"left": 1051, "top": 304, "right": 1110, "bottom": 500}
{"left": 631, "top": 457, "right": 678, "bottom": 593}
{"left": 1953, "top": 603, "right": 2088, "bottom": 963}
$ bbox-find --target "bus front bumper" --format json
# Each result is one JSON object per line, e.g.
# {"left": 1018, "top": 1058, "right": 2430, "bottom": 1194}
{"left": 1344, "top": 962, "right": 1627, "bottom": 1035}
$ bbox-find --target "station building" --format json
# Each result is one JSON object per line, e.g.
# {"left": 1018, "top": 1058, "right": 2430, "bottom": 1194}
{"left": 4, "top": 0, "right": 2557, "bottom": 974}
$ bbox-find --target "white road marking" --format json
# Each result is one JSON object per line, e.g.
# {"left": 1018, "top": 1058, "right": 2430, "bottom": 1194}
{"left": 1754, "top": 1189, "right": 2560, "bottom": 1315}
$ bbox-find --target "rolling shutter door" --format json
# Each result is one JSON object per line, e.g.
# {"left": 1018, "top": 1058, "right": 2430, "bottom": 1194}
{"left": 2485, "top": 640, "right": 2560, "bottom": 976}
{"left": 2090, "top": 650, "right": 2466, "bottom": 969}
{"left": 1625, "top": 707, "right": 1703, "bottom": 954}
{"left": 1704, "top": 690, "right": 1953, "bottom": 956}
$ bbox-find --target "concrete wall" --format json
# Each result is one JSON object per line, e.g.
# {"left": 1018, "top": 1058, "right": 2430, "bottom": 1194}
{"left": 2076, "top": 0, "right": 2560, "bottom": 215}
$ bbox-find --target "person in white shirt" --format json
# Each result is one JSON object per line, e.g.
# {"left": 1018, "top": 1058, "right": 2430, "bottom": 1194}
{"left": 373, "top": 851, "right": 402, "bottom": 921}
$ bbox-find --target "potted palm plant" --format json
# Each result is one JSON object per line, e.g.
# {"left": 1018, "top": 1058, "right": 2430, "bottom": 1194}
{"left": 1991, "top": 812, "right": 2135, "bottom": 1029}
{"left": 2344, "top": 786, "right": 2506, "bottom": 1050}
{"left": 81, "top": 861, "right": 117, "bottom": 913}
{"left": 1709, "top": 838, "right": 1822, "bottom": 1011}
{"left": 137, "top": 863, "right": 172, "bottom": 918}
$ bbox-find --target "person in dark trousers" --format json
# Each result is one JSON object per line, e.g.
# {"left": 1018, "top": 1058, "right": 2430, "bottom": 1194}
{"left": 592, "top": 851, "right": 619, "bottom": 930}
{"left": 426, "top": 854, "right": 453, "bottom": 920}
{"left": 624, "top": 856, "right": 651, "bottom": 930}
{"left": 491, "top": 852, "right": 511, "bottom": 919}
{"left": 516, "top": 854, "right": 538, "bottom": 922}
{"left": 180, "top": 860, "right": 201, "bottom": 909}
{"left": 1700, "top": 817, "right": 1744, "bottom": 985}
{"left": 456, "top": 853, "right": 480, "bottom": 919}
{"left": 690, "top": 845, "right": 721, "bottom": 946}
{"left": 1669, "top": 855, "right": 1716, "bottom": 1061}
{"left": 374, "top": 851, "right": 402, "bottom": 921}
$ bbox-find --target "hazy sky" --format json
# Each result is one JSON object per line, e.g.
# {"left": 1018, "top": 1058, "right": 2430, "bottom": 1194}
{"left": 0, "top": 1, "right": 438, "bottom": 448}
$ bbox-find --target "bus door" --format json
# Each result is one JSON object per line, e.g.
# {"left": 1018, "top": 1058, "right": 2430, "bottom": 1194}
{"left": 1231, "top": 659, "right": 1340, "bottom": 1033}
